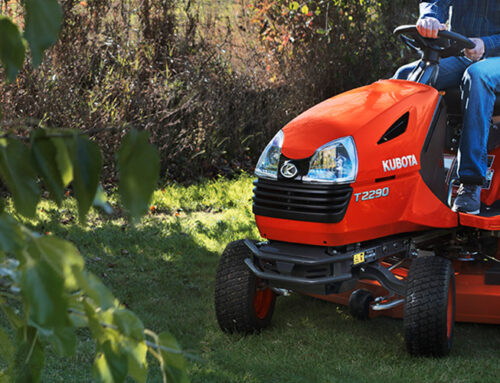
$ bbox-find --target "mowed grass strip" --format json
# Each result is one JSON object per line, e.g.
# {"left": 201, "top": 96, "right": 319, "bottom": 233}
{"left": 7, "top": 174, "right": 500, "bottom": 382}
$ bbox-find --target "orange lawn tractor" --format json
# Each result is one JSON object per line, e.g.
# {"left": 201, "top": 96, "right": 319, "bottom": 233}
{"left": 214, "top": 26, "right": 500, "bottom": 356}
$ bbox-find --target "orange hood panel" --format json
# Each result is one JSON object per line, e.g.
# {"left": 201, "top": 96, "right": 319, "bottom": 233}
{"left": 281, "top": 79, "right": 439, "bottom": 159}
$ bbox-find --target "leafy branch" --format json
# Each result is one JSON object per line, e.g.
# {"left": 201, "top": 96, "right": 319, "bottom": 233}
{"left": 0, "top": 1, "right": 190, "bottom": 382}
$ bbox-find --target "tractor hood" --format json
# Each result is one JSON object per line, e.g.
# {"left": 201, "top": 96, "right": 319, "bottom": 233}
{"left": 281, "top": 80, "right": 440, "bottom": 159}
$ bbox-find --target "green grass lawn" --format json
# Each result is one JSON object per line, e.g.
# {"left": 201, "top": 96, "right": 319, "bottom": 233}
{"left": 9, "top": 174, "right": 500, "bottom": 382}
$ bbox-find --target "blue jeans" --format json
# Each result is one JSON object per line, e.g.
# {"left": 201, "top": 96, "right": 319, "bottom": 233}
{"left": 395, "top": 57, "right": 500, "bottom": 184}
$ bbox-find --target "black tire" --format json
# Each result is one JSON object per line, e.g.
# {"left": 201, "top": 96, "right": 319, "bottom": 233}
{"left": 215, "top": 240, "right": 276, "bottom": 333}
{"left": 348, "top": 289, "right": 374, "bottom": 320}
{"left": 404, "top": 256, "right": 455, "bottom": 357}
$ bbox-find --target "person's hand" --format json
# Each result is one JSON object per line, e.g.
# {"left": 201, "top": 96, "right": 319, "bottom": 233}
{"left": 416, "top": 17, "right": 447, "bottom": 38}
{"left": 464, "top": 38, "right": 484, "bottom": 61}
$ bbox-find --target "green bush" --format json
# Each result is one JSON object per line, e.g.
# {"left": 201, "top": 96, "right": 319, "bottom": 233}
{"left": 252, "top": 0, "right": 417, "bottom": 101}
{"left": 0, "top": 0, "right": 417, "bottom": 182}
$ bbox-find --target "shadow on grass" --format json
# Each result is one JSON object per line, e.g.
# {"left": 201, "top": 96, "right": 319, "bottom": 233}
{"left": 32, "top": 208, "right": 256, "bottom": 344}
{"left": 29, "top": 207, "right": 500, "bottom": 383}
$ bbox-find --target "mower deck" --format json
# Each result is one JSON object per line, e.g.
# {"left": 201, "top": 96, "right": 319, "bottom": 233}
{"left": 311, "top": 261, "right": 500, "bottom": 324}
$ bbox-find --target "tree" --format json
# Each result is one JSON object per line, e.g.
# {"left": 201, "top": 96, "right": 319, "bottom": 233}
{"left": 0, "top": 1, "right": 188, "bottom": 382}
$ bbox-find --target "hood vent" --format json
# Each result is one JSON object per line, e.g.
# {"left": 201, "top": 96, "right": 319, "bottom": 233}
{"left": 377, "top": 112, "right": 409, "bottom": 144}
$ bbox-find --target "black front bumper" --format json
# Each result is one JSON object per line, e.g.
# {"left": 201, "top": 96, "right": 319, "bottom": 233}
{"left": 244, "top": 238, "right": 409, "bottom": 296}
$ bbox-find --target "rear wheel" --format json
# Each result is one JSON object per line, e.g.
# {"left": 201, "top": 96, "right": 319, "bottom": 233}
{"left": 215, "top": 240, "right": 276, "bottom": 333}
{"left": 404, "top": 256, "right": 455, "bottom": 357}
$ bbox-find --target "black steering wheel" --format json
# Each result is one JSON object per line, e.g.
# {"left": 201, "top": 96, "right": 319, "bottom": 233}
{"left": 394, "top": 25, "right": 475, "bottom": 57}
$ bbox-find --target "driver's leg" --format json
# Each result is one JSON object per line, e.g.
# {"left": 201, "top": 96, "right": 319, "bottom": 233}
{"left": 435, "top": 57, "right": 470, "bottom": 90}
{"left": 457, "top": 58, "right": 500, "bottom": 182}
{"left": 453, "top": 57, "right": 500, "bottom": 214}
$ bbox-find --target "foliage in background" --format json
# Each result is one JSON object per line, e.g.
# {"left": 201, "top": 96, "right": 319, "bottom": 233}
{"left": 251, "top": 0, "right": 416, "bottom": 98}
{"left": 0, "top": 1, "right": 188, "bottom": 382}
{"left": 0, "top": 0, "right": 416, "bottom": 182}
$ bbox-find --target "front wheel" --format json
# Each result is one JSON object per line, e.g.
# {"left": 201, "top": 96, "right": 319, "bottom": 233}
{"left": 215, "top": 240, "right": 276, "bottom": 333}
{"left": 404, "top": 256, "right": 455, "bottom": 357}
{"left": 348, "top": 289, "right": 374, "bottom": 320}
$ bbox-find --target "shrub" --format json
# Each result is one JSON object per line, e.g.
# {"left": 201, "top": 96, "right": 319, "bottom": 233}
{"left": 0, "top": 0, "right": 417, "bottom": 182}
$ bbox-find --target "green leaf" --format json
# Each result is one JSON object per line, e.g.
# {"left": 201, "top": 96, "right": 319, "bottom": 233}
{"left": 126, "top": 341, "right": 147, "bottom": 383}
{"left": 21, "top": 236, "right": 85, "bottom": 338}
{"left": 30, "top": 129, "right": 65, "bottom": 206}
{"left": 290, "top": 1, "right": 300, "bottom": 11}
{"left": 83, "top": 300, "right": 106, "bottom": 341}
{"left": 68, "top": 297, "right": 88, "bottom": 328}
{"left": 301, "top": 5, "right": 309, "bottom": 14}
{"left": 112, "top": 309, "right": 145, "bottom": 342}
{"left": 20, "top": 253, "right": 69, "bottom": 333}
{"left": 45, "top": 326, "right": 76, "bottom": 356}
{"left": 24, "top": 0, "right": 62, "bottom": 67}
{"left": 117, "top": 129, "right": 159, "bottom": 221}
{"left": 0, "top": 304, "right": 23, "bottom": 330}
{"left": 76, "top": 271, "right": 117, "bottom": 310}
{"left": 101, "top": 309, "right": 147, "bottom": 383}
{"left": 52, "top": 137, "right": 73, "bottom": 187}
{"left": 0, "top": 372, "right": 9, "bottom": 382}
{"left": 158, "top": 332, "right": 189, "bottom": 383}
{"left": 0, "top": 139, "right": 40, "bottom": 217}
{"left": 0, "top": 213, "right": 25, "bottom": 254}
{"left": 0, "top": 326, "right": 14, "bottom": 363}
{"left": 33, "top": 236, "right": 84, "bottom": 290}
{"left": 21, "top": 236, "right": 82, "bottom": 355}
{"left": 0, "top": 16, "right": 26, "bottom": 82}
{"left": 93, "top": 340, "right": 128, "bottom": 383}
{"left": 8, "top": 327, "right": 44, "bottom": 383}
{"left": 70, "top": 136, "right": 102, "bottom": 222}
{"left": 21, "top": 253, "right": 76, "bottom": 355}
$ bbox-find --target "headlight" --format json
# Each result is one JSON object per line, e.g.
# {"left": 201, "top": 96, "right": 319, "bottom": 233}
{"left": 303, "top": 136, "right": 358, "bottom": 184}
{"left": 255, "top": 130, "right": 284, "bottom": 180}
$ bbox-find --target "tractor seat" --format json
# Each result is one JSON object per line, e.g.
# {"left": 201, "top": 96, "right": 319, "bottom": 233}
{"left": 444, "top": 88, "right": 500, "bottom": 116}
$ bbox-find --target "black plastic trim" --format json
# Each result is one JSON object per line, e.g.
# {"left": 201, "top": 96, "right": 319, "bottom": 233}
{"left": 377, "top": 112, "right": 409, "bottom": 144}
{"left": 419, "top": 97, "right": 449, "bottom": 205}
{"left": 423, "top": 96, "right": 442, "bottom": 153}
{"left": 375, "top": 175, "right": 396, "bottom": 183}
{"left": 485, "top": 264, "right": 500, "bottom": 285}
{"left": 253, "top": 179, "right": 352, "bottom": 223}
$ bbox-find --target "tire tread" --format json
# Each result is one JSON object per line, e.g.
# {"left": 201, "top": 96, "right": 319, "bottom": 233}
{"left": 214, "top": 240, "right": 275, "bottom": 333}
{"left": 404, "top": 256, "right": 455, "bottom": 357}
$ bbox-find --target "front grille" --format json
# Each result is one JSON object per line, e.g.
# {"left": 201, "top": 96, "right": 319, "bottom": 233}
{"left": 253, "top": 179, "right": 352, "bottom": 223}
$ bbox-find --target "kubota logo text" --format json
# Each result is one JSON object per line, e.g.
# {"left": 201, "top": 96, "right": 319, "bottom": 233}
{"left": 382, "top": 154, "right": 418, "bottom": 172}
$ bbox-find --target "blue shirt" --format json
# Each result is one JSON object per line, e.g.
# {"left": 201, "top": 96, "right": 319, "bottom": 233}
{"left": 420, "top": 1, "right": 500, "bottom": 57}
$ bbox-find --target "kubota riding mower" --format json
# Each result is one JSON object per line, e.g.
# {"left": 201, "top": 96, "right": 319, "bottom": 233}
{"left": 214, "top": 25, "right": 500, "bottom": 356}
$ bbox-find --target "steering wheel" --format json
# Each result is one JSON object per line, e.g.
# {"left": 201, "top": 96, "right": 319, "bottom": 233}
{"left": 394, "top": 25, "right": 475, "bottom": 57}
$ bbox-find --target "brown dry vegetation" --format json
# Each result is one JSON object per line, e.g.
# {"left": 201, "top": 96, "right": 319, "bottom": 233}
{"left": 0, "top": 0, "right": 415, "bottom": 182}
